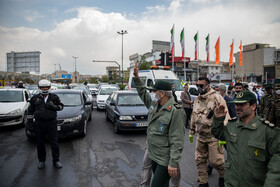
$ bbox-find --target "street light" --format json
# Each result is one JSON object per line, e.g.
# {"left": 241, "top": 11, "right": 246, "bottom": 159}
{"left": 117, "top": 30, "right": 128, "bottom": 84}
{"left": 72, "top": 56, "right": 78, "bottom": 83}
{"left": 92, "top": 60, "right": 121, "bottom": 84}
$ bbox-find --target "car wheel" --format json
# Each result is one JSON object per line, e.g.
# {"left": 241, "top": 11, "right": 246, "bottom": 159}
{"left": 105, "top": 110, "right": 110, "bottom": 121}
{"left": 113, "top": 120, "right": 120, "bottom": 134}
{"left": 82, "top": 120, "right": 87, "bottom": 137}
{"left": 21, "top": 113, "right": 27, "bottom": 128}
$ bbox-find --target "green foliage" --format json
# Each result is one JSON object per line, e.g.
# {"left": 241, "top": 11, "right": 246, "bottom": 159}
{"left": 139, "top": 55, "right": 153, "bottom": 70}
{"left": 118, "top": 84, "right": 126, "bottom": 90}
{"left": 101, "top": 75, "right": 109, "bottom": 82}
{"left": 89, "top": 77, "right": 98, "bottom": 84}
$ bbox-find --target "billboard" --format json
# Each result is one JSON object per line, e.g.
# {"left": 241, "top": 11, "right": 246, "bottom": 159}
{"left": 61, "top": 74, "right": 71, "bottom": 79}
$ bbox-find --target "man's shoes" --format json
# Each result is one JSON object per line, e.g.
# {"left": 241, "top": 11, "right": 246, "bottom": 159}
{"left": 198, "top": 183, "right": 209, "bottom": 187}
{"left": 38, "top": 162, "right": 45, "bottom": 169}
{"left": 219, "top": 178, "right": 224, "bottom": 187}
{"left": 53, "top": 161, "right": 62, "bottom": 169}
{"left": 207, "top": 165, "right": 213, "bottom": 175}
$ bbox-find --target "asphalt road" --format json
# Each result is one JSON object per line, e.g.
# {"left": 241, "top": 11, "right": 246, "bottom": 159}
{"left": 0, "top": 99, "right": 221, "bottom": 187}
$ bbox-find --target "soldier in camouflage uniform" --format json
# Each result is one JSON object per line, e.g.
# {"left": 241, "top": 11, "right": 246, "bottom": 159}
{"left": 268, "top": 84, "right": 280, "bottom": 127}
{"left": 211, "top": 91, "right": 280, "bottom": 186}
{"left": 259, "top": 84, "right": 273, "bottom": 119}
{"left": 189, "top": 77, "right": 230, "bottom": 187}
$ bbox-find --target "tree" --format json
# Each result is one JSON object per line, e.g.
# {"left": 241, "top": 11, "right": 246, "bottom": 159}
{"left": 89, "top": 77, "right": 98, "bottom": 84}
{"left": 139, "top": 55, "right": 153, "bottom": 70}
{"left": 101, "top": 75, "right": 109, "bottom": 83}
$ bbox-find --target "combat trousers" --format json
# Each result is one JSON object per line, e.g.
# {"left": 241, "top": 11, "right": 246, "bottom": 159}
{"left": 195, "top": 135, "right": 225, "bottom": 184}
{"left": 35, "top": 119, "right": 60, "bottom": 163}
{"left": 140, "top": 148, "right": 181, "bottom": 187}
{"left": 151, "top": 160, "right": 170, "bottom": 187}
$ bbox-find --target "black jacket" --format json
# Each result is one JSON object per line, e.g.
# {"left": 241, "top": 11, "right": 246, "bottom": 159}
{"left": 28, "top": 93, "right": 64, "bottom": 120}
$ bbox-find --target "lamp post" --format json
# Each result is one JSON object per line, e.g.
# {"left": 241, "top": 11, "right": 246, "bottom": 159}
{"left": 117, "top": 30, "right": 128, "bottom": 84}
{"left": 92, "top": 60, "right": 121, "bottom": 84}
{"left": 53, "top": 63, "right": 56, "bottom": 80}
{"left": 72, "top": 56, "right": 78, "bottom": 83}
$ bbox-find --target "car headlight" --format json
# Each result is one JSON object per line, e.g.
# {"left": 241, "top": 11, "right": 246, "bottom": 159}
{"left": 64, "top": 115, "right": 82, "bottom": 123}
{"left": 119, "top": 116, "right": 133, "bottom": 121}
{"left": 7, "top": 109, "right": 21, "bottom": 116}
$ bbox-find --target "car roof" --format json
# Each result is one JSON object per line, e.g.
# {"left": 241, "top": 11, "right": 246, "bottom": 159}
{"left": 51, "top": 89, "right": 83, "bottom": 94}
{"left": 114, "top": 90, "right": 138, "bottom": 95}
{"left": 0, "top": 88, "right": 27, "bottom": 91}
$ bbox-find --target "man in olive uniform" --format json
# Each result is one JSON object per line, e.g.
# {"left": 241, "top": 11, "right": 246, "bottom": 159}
{"left": 134, "top": 63, "right": 186, "bottom": 187}
{"left": 268, "top": 84, "right": 280, "bottom": 127}
{"left": 189, "top": 77, "right": 230, "bottom": 187}
{"left": 211, "top": 91, "right": 280, "bottom": 186}
{"left": 259, "top": 84, "right": 273, "bottom": 119}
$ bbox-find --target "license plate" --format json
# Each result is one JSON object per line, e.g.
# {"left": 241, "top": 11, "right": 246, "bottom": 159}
{"left": 57, "top": 126, "right": 61, "bottom": 131}
{"left": 136, "top": 123, "right": 147, "bottom": 127}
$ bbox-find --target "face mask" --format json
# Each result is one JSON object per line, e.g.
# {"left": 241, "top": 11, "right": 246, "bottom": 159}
{"left": 155, "top": 91, "right": 162, "bottom": 102}
{"left": 198, "top": 85, "right": 208, "bottom": 95}
{"left": 216, "top": 92, "right": 220, "bottom": 95}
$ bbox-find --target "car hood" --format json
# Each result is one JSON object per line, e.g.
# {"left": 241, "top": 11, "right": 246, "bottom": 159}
{"left": 97, "top": 95, "right": 109, "bottom": 101}
{"left": 117, "top": 105, "right": 148, "bottom": 116}
{"left": 57, "top": 106, "right": 83, "bottom": 119}
{"left": 0, "top": 102, "right": 26, "bottom": 114}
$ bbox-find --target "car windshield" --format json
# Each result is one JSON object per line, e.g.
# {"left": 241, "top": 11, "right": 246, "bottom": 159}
{"left": 25, "top": 85, "right": 38, "bottom": 91}
{"left": 117, "top": 94, "right": 145, "bottom": 106}
{"left": 56, "top": 93, "right": 82, "bottom": 106}
{"left": 73, "top": 87, "right": 90, "bottom": 95}
{"left": 0, "top": 90, "right": 24, "bottom": 102}
{"left": 155, "top": 79, "right": 184, "bottom": 91}
{"left": 99, "top": 88, "right": 118, "bottom": 95}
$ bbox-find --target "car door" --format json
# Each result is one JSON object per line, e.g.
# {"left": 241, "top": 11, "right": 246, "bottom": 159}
{"left": 82, "top": 92, "right": 91, "bottom": 119}
{"left": 106, "top": 93, "right": 115, "bottom": 120}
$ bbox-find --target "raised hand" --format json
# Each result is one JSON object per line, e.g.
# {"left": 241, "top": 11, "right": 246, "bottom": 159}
{"left": 133, "top": 61, "right": 139, "bottom": 77}
{"left": 214, "top": 105, "right": 227, "bottom": 118}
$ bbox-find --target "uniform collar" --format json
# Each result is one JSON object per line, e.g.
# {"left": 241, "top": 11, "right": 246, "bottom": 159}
{"left": 237, "top": 115, "right": 260, "bottom": 130}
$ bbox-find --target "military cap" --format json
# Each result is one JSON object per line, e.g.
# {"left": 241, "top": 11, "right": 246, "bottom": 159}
{"left": 229, "top": 91, "right": 257, "bottom": 104}
{"left": 147, "top": 80, "right": 172, "bottom": 91}
{"left": 265, "top": 84, "right": 273, "bottom": 90}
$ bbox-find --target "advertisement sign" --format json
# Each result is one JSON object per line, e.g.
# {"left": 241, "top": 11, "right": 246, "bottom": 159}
{"left": 61, "top": 74, "right": 71, "bottom": 79}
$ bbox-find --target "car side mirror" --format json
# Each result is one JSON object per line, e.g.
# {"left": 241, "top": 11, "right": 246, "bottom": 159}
{"left": 110, "top": 102, "right": 115, "bottom": 106}
{"left": 85, "top": 100, "right": 92, "bottom": 105}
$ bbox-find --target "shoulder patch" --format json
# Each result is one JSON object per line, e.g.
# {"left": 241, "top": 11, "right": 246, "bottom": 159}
{"left": 228, "top": 117, "right": 237, "bottom": 122}
{"left": 174, "top": 103, "right": 182, "bottom": 109}
{"left": 262, "top": 120, "right": 275, "bottom": 128}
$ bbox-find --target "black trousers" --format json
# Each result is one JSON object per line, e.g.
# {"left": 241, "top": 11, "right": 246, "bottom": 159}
{"left": 35, "top": 119, "right": 60, "bottom": 163}
{"left": 151, "top": 160, "right": 170, "bottom": 187}
{"left": 184, "top": 108, "right": 192, "bottom": 128}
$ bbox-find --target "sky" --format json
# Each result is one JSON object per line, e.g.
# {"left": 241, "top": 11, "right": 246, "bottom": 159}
{"left": 0, "top": 0, "right": 280, "bottom": 75}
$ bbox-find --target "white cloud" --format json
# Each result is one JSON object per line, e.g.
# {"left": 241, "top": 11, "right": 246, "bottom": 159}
{"left": 0, "top": 0, "right": 279, "bottom": 75}
{"left": 24, "top": 11, "right": 44, "bottom": 22}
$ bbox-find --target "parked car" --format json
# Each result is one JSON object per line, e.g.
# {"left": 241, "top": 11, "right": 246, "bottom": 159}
{"left": 25, "top": 90, "right": 93, "bottom": 138}
{"left": 105, "top": 91, "right": 148, "bottom": 133}
{"left": 0, "top": 88, "right": 31, "bottom": 127}
{"left": 88, "top": 84, "right": 98, "bottom": 95}
{"left": 96, "top": 86, "right": 119, "bottom": 110}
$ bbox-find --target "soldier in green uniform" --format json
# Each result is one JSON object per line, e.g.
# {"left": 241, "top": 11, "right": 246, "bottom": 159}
{"left": 211, "top": 91, "right": 280, "bottom": 187}
{"left": 268, "top": 84, "right": 280, "bottom": 127}
{"left": 133, "top": 63, "right": 186, "bottom": 187}
{"left": 259, "top": 84, "right": 273, "bottom": 119}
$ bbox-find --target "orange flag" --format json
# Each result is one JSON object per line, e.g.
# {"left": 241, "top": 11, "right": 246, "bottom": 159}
{"left": 215, "top": 37, "right": 220, "bottom": 64}
{"left": 239, "top": 41, "right": 243, "bottom": 66}
{"left": 229, "top": 40, "right": 233, "bottom": 66}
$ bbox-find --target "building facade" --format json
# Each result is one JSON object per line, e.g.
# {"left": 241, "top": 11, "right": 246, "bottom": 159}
{"left": 7, "top": 51, "right": 41, "bottom": 74}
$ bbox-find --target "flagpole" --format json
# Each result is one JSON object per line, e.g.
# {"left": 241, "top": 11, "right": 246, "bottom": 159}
{"left": 172, "top": 24, "right": 175, "bottom": 72}
{"left": 241, "top": 40, "right": 243, "bottom": 82}
{"left": 197, "top": 30, "right": 199, "bottom": 80}
{"left": 209, "top": 34, "right": 210, "bottom": 62}
{"left": 232, "top": 39, "right": 234, "bottom": 83}
{"left": 183, "top": 29, "right": 186, "bottom": 82}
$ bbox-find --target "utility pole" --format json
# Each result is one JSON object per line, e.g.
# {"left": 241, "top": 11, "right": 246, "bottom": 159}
{"left": 117, "top": 30, "right": 128, "bottom": 84}
{"left": 72, "top": 56, "right": 78, "bottom": 83}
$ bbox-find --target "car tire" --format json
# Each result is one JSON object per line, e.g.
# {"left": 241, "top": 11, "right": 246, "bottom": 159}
{"left": 88, "top": 112, "right": 92, "bottom": 121}
{"left": 113, "top": 120, "right": 120, "bottom": 134}
{"left": 105, "top": 110, "right": 110, "bottom": 121}
{"left": 81, "top": 120, "right": 87, "bottom": 137}
{"left": 21, "top": 113, "right": 27, "bottom": 128}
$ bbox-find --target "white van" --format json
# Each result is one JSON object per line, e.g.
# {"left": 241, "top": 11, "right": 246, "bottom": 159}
{"left": 128, "top": 67, "right": 184, "bottom": 103}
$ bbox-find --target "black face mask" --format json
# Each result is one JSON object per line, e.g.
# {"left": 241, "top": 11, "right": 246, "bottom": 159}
{"left": 197, "top": 84, "right": 208, "bottom": 95}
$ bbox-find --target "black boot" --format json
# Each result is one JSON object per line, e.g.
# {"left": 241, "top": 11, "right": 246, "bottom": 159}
{"left": 198, "top": 183, "right": 209, "bottom": 187}
{"left": 219, "top": 178, "right": 224, "bottom": 187}
{"left": 207, "top": 164, "right": 213, "bottom": 175}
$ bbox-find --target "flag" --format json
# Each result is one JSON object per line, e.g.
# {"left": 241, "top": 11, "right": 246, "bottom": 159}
{"left": 194, "top": 32, "right": 198, "bottom": 60}
{"left": 215, "top": 36, "right": 220, "bottom": 64}
{"left": 239, "top": 41, "right": 243, "bottom": 66}
{"left": 170, "top": 25, "right": 174, "bottom": 57}
{"left": 180, "top": 28, "right": 184, "bottom": 60}
{"left": 229, "top": 40, "right": 234, "bottom": 66}
{"left": 231, "top": 79, "right": 236, "bottom": 86}
{"left": 205, "top": 34, "right": 209, "bottom": 62}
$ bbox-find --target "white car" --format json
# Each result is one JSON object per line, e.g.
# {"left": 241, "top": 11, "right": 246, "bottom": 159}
{"left": 88, "top": 84, "right": 98, "bottom": 95}
{"left": 0, "top": 88, "right": 31, "bottom": 127}
{"left": 96, "top": 86, "right": 119, "bottom": 110}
